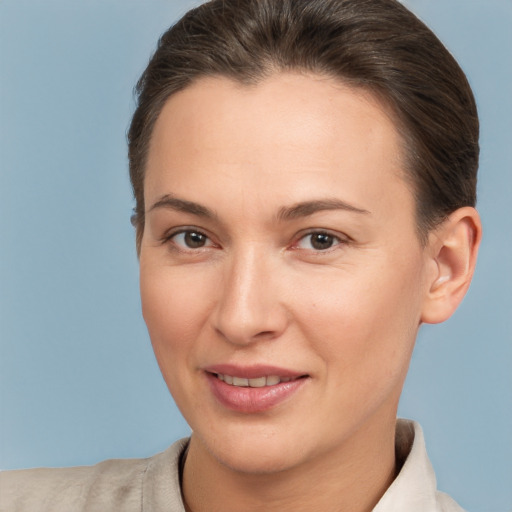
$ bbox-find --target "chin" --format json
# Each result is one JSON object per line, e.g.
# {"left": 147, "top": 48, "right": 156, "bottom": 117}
{"left": 212, "top": 444, "right": 306, "bottom": 475}
{"left": 191, "top": 420, "right": 321, "bottom": 475}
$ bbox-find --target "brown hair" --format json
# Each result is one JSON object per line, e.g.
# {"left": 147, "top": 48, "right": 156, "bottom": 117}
{"left": 128, "top": 0, "right": 479, "bottom": 253}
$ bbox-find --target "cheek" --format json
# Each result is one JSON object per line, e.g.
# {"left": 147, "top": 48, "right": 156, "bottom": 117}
{"left": 139, "top": 263, "right": 217, "bottom": 418}
{"left": 140, "top": 263, "right": 211, "bottom": 367}
{"left": 295, "top": 271, "right": 421, "bottom": 432}
{"left": 295, "top": 255, "right": 424, "bottom": 377}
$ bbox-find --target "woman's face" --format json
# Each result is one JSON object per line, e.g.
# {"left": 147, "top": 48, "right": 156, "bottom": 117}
{"left": 140, "top": 73, "right": 432, "bottom": 474}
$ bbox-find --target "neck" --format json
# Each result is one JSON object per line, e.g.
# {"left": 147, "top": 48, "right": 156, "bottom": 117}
{"left": 182, "top": 415, "right": 398, "bottom": 512}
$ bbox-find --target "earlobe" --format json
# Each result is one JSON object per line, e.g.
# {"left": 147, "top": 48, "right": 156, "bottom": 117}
{"left": 421, "top": 207, "right": 482, "bottom": 324}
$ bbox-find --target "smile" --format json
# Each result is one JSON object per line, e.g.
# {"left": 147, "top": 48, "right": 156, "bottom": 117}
{"left": 215, "top": 374, "right": 294, "bottom": 387}
{"left": 205, "top": 367, "right": 309, "bottom": 412}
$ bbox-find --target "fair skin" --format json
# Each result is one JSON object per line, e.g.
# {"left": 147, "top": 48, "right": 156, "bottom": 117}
{"left": 139, "top": 73, "right": 481, "bottom": 512}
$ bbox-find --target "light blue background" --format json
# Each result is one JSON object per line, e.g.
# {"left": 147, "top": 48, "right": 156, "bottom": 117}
{"left": 1, "top": 1, "right": 511, "bottom": 511}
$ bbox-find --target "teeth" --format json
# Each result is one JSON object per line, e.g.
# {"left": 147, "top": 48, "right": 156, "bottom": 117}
{"left": 216, "top": 374, "right": 292, "bottom": 387}
{"left": 248, "top": 376, "right": 266, "bottom": 388}
{"left": 265, "top": 375, "right": 280, "bottom": 386}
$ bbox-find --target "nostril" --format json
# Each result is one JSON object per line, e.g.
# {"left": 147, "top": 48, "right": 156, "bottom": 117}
{"left": 255, "top": 330, "right": 276, "bottom": 337}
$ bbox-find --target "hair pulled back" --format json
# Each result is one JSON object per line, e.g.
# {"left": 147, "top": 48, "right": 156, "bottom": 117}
{"left": 128, "top": 0, "right": 479, "bottom": 252}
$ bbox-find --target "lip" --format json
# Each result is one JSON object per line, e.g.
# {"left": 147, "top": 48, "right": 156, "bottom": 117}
{"left": 204, "top": 364, "right": 309, "bottom": 413}
{"left": 204, "top": 364, "right": 305, "bottom": 380}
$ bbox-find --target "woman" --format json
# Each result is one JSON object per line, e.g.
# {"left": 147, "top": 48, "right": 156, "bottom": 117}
{"left": 1, "top": 0, "right": 482, "bottom": 510}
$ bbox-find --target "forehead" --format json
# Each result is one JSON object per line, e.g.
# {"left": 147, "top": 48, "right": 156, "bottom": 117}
{"left": 144, "top": 72, "right": 413, "bottom": 223}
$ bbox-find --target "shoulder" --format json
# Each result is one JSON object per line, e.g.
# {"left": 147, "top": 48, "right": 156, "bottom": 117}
{"left": 373, "top": 420, "right": 466, "bottom": 512}
{"left": 0, "top": 439, "right": 188, "bottom": 512}
{"left": 0, "top": 457, "right": 149, "bottom": 512}
{"left": 436, "top": 491, "right": 467, "bottom": 512}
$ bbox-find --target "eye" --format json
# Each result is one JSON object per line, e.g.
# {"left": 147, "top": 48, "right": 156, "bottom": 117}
{"left": 168, "top": 230, "right": 214, "bottom": 249}
{"left": 295, "top": 231, "right": 344, "bottom": 251}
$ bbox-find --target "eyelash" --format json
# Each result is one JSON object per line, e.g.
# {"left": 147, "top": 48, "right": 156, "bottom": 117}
{"left": 160, "top": 228, "right": 216, "bottom": 252}
{"left": 291, "top": 230, "right": 348, "bottom": 252}
{"left": 160, "top": 228, "right": 349, "bottom": 254}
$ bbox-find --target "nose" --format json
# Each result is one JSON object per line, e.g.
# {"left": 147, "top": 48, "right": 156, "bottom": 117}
{"left": 211, "top": 247, "right": 289, "bottom": 346}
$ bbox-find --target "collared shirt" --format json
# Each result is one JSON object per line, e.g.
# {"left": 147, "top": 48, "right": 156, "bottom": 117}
{"left": 0, "top": 419, "right": 465, "bottom": 511}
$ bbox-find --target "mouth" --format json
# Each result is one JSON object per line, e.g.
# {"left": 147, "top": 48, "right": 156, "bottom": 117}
{"left": 213, "top": 373, "right": 302, "bottom": 387}
{"left": 204, "top": 366, "right": 309, "bottom": 413}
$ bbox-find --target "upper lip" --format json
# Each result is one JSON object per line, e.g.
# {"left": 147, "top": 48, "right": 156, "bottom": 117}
{"left": 203, "top": 364, "right": 307, "bottom": 379}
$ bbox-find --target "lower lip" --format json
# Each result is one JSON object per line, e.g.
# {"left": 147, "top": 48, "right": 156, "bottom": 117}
{"left": 206, "top": 373, "right": 308, "bottom": 413}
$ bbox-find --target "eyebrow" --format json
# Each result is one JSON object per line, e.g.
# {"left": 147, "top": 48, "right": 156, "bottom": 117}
{"left": 148, "top": 194, "right": 216, "bottom": 219}
{"left": 276, "top": 198, "right": 370, "bottom": 221}
{"left": 148, "top": 194, "right": 370, "bottom": 221}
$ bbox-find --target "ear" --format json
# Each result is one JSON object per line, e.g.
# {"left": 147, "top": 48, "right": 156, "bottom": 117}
{"left": 421, "top": 207, "right": 482, "bottom": 324}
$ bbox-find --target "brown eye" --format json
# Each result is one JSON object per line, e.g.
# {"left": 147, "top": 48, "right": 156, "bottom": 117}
{"left": 184, "top": 231, "right": 207, "bottom": 248}
{"left": 310, "top": 233, "right": 335, "bottom": 250}
{"left": 170, "top": 230, "right": 212, "bottom": 249}
{"left": 296, "top": 231, "right": 343, "bottom": 251}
